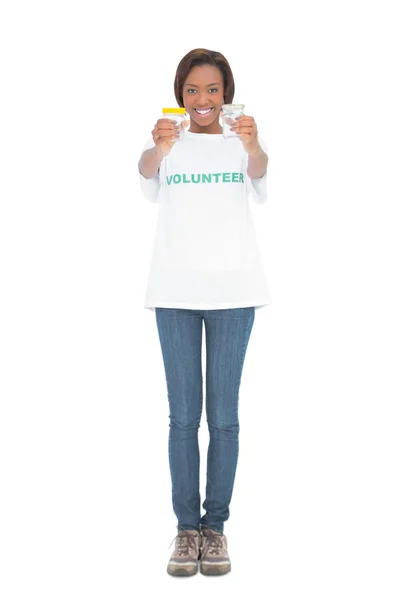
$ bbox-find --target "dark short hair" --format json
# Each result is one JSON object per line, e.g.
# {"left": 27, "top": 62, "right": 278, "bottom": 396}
{"left": 174, "top": 48, "right": 235, "bottom": 107}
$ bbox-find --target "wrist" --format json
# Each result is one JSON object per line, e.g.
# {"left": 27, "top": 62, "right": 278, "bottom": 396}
{"left": 154, "top": 145, "right": 165, "bottom": 160}
{"left": 246, "top": 141, "right": 262, "bottom": 156}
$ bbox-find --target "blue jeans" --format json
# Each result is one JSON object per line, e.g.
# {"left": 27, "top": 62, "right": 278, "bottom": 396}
{"left": 155, "top": 307, "right": 255, "bottom": 534}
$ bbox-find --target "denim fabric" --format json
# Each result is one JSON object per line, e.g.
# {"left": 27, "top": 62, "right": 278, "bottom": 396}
{"left": 155, "top": 307, "right": 255, "bottom": 534}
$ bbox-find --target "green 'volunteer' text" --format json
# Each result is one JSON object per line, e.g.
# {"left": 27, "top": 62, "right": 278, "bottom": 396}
{"left": 166, "top": 172, "right": 245, "bottom": 185}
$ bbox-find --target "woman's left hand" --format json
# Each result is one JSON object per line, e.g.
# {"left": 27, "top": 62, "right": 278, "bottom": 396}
{"left": 230, "top": 115, "right": 260, "bottom": 154}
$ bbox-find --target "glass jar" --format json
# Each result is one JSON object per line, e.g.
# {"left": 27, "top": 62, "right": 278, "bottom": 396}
{"left": 221, "top": 104, "right": 245, "bottom": 138}
{"left": 162, "top": 107, "right": 187, "bottom": 142}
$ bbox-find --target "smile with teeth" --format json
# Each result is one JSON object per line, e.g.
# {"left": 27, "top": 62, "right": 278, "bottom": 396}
{"left": 194, "top": 108, "right": 213, "bottom": 116}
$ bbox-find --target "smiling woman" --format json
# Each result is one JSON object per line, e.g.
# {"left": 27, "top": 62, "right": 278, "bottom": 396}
{"left": 137, "top": 47, "right": 271, "bottom": 578}
{"left": 174, "top": 48, "right": 235, "bottom": 134}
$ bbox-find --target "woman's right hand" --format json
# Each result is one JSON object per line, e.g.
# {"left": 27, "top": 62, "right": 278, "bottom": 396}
{"left": 151, "top": 118, "right": 180, "bottom": 158}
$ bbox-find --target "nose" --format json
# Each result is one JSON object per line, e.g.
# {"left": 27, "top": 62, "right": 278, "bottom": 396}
{"left": 197, "top": 91, "right": 210, "bottom": 106}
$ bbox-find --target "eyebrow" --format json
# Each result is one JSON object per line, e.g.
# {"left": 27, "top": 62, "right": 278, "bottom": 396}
{"left": 183, "top": 82, "right": 221, "bottom": 87}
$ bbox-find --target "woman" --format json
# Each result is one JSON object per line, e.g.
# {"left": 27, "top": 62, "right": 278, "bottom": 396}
{"left": 138, "top": 48, "right": 272, "bottom": 576}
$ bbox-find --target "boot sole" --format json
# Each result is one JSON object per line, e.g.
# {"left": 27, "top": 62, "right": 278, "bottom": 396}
{"left": 200, "top": 564, "right": 231, "bottom": 576}
{"left": 167, "top": 566, "right": 197, "bottom": 576}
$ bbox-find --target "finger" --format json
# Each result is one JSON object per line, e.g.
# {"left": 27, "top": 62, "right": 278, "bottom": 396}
{"left": 234, "top": 115, "right": 255, "bottom": 123}
{"left": 232, "top": 118, "right": 257, "bottom": 128}
{"left": 231, "top": 126, "right": 256, "bottom": 135}
{"left": 156, "top": 122, "right": 178, "bottom": 132}
{"left": 153, "top": 129, "right": 178, "bottom": 143}
{"left": 233, "top": 123, "right": 257, "bottom": 133}
{"left": 154, "top": 121, "right": 178, "bottom": 134}
{"left": 153, "top": 123, "right": 180, "bottom": 137}
{"left": 158, "top": 118, "right": 178, "bottom": 126}
{"left": 232, "top": 123, "right": 255, "bottom": 130}
{"left": 157, "top": 129, "right": 179, "bottom": 139}
{"left": 153, "top": 126, "right": 167, "bottom": 137}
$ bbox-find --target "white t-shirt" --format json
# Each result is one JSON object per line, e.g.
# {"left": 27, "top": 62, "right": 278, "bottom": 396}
{"left": 139, "top": 130, "right": 272, "bottom": 312}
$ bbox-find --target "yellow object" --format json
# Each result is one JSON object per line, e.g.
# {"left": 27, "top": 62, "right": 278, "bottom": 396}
{"left": 162, "top": 108, "right": 186, "bottom": 114}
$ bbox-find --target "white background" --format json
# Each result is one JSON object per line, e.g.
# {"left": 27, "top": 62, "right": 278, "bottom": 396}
{"left": 1, "top": 0, "right": 399, "bottom": 598}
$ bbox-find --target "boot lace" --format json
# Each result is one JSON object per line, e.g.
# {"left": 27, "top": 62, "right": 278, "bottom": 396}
{"left": 168, "top": 531, "right": 200, "bottom": 556}
{"left": 202, "top": 531, "right": 224, "bottom": 555}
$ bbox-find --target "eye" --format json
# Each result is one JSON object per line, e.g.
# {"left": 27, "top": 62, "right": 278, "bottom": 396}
{"left": 187, "top": 89, "right": 197, "bottom": 94}
{"left": 209, "top": 88, "right": 218, "bottom": 93}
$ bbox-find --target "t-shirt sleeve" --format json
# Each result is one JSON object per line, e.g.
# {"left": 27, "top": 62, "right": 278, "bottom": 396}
{"left": 138, "top": 138, "right": 162, "bottom": 203}
{"left": 244, "top": 136, "right": 269, "bottom": 204}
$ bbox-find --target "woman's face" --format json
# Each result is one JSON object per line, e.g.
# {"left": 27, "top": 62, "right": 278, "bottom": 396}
{"left": 182, "top": 64, "right": 224, "bottom": 134}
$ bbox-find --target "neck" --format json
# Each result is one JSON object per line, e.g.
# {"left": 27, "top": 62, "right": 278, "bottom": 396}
{"left": 188, "top": 120, "right": 222, "bottom": 134}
